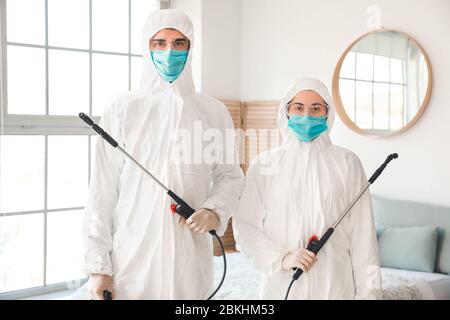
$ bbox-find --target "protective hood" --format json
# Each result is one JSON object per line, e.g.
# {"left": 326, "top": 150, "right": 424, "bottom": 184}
{"left": 277, "top": 77, "right": 335, "bottom": 144}
{"left": 138, "top": 9, "right": 196, "bottom": 96}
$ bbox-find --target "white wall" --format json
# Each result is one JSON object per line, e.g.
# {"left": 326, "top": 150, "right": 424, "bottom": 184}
{"left": 171, "top": 0, "right": 203, "bottom": 90}
{"left": 201, "top": 0, "right": 241, "bottom": 99}
{"left": 175, "top": 0, "right": 450, "bottom": 207}
{"left": 172, "top": 0, "right": 241, "bottom": 99}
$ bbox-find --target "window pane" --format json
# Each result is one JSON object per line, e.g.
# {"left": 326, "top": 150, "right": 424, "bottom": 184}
{"left": 131, "top": 56, "right": 143, "bottom": 90}
{"left": 356, "top": 53, "right": 373, "bottom": 81}
{"left": 92, "top": 54, "right": 129, "bottom": 116}
{"left": 0, "top": 136, "right": 45, "bottom": 213}
{"left": 48, "top": 0, "right": 89, "bottom": 49}
{"left": 6, "top": 0, "right": 45, "bottom": 45}
{"left": 390, "top": 84, "right": 404, "bottom": 130}
{"left": 373, "top": 55, "right": 390, "bottom": 83}
{"left": 131, "top": 0, "right": 160, "bottom": 54}
{"left": 355, "top": 80, "right": 373, "bottom": 129}
{"left": 0, "top": 214, "right": 44, "bottom": 293}
{"left": 7, "top": 46, "right": 46, "bottom": 115}
{"left": 47, "top": 136, "right": 89, "bottom": 209}
{"left": 340, "top": 51, "right": 355, "bottom": 79}
{"left": 373, "top": 83, "right": 389, "bottom": 130}
{"left": 46, "top": 210, "right": 84, "bottom": 284}
{"left": 49, "top": 50, "right": 89, "bottom": 115}
{"left": 390, "top": 58, "right": 404, "bottom": 84}
{"left": 92, "top": 0, "right": 129, "bottom": 53}
{"left": 339, "top": 79, "right": 355, "bottom": 122}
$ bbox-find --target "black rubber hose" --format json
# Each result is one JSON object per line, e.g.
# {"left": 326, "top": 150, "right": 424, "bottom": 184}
{"left": 207, "top": 233, "right": 227, "bottom": 300}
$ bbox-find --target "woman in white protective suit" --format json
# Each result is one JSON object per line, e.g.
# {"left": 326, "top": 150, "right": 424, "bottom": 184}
{"left": 233, "top": 78, "right": 381, "bottom": 300}
{"left": 80, "top": 9, "right": 244, "bottom": 299}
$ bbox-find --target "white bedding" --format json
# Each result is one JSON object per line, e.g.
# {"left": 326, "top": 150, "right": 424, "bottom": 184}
{"left": 213, "top": 252, "right": 450, "bottom": 300}
{"left": 381, "top": 267, "right": 450, "bottom": 300}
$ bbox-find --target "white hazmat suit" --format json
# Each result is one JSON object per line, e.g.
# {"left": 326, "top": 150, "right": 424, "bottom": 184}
{"left": 81, "top": 9, "right": 244, "bottom": 299}
{"left": 233, "top": 78, "right": 381, "bottom": 300}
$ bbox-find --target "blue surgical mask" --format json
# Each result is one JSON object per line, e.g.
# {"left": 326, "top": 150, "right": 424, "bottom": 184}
{"left": 150, "top": 49, "right": 188, "bottom": 82}
{"left": 287, "top": 114, "right": 328, "bottom": 142}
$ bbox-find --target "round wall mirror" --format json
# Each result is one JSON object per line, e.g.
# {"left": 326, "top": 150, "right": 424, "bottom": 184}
{"left": 332, "top": 29, "right": 432, "bottom": 137}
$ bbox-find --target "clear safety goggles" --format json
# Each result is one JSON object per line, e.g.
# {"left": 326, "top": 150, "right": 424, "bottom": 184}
{"left": 285, "top": 102, "right": 329, "bottom": 118}
{"left": 149, "top": 38, "right": 190, "bottom": 51}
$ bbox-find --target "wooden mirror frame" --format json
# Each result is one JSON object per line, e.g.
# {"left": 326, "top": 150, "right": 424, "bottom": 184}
{"left": 332, "top": 29, "right": 433, "bottom": 137}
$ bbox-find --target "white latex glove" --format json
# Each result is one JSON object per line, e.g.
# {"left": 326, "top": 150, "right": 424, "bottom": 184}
{"left": 89, "top": 273, "right": 114, "bottom": 300}
{"left": 281, "top": 248, "right": 318, "bottom": 272}
{"left": 179, "top": 208, "right": 220, "bottom": 233}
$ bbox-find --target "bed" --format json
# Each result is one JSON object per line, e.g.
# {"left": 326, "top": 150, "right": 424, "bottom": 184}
{"left": 212, "top": 252, "right": 450, "bottom": 300}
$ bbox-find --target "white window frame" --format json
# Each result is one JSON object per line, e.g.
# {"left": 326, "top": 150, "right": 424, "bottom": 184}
{"left": 1, "top": 0, "right": 170, "bottom": 135}
{"left": 339, "top": 49, "right": 407, "bottom": 134}
{"left": 0, "top": 0, "right": 170, "bottom": 300}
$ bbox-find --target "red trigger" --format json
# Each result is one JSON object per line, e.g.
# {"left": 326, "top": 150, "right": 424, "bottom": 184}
{"left": 308, "top": 234, "right": 319, "bottom": 243}
{"left": 170, "top": 203, "right": 177, "bottom": 214}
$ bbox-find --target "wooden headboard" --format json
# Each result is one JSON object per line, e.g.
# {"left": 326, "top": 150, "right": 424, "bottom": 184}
{"left": 213, "top": 100, "right": 279, "bottom": 256}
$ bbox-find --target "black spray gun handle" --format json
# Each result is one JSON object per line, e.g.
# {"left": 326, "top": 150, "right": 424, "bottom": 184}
{"left": 368, "top": 153, "right": 398, "bottom": 184}
{"left": 89, "top": 290, "right": 112, "bottom": 300}
{"left": 79, "top": 113, "right": 118, "bottom": 148}
{"left": 291, "top": 228, "right": 335, "bottom": 280}
{"left": 168, "top": 190, "right": 217, "bottom": 236}
{"left": 103, "top": 290, "right": 112, "bottom": 300}
{"left": 168, "top": 190, "right": 195, "bottom": 219}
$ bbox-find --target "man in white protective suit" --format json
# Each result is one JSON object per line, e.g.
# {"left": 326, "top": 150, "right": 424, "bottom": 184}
{"left": 233, "top": 78, "right": 382, "bottom": 300}
{"left": 82, "top": 9, "right": 244, "bottom": 300}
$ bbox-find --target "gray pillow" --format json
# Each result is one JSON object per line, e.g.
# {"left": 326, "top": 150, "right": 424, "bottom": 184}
{"left": 377, "top": 226, "right": 439, "bottom": 273}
